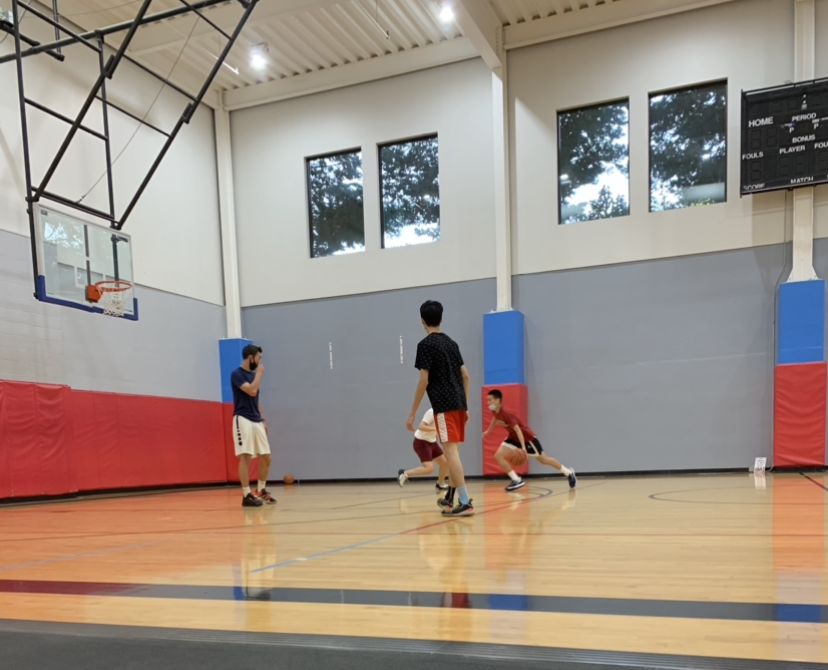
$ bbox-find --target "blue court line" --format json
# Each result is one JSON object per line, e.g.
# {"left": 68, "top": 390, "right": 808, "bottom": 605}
{"left": 2, "top": 579, "right": 825, "bottom": 624}
{"left": 0, "top": 541, "right": 160, "bottom": 573}
{"left": 250, "top": 535, "right": 396, "bottom": 573}
{"left": 251, "top": 483, "right": 579, "bottom": 574}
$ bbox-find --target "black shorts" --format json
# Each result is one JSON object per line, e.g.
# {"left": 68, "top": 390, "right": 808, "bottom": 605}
{"left": 504, "top": 438, "right": 543, "bottom": 457}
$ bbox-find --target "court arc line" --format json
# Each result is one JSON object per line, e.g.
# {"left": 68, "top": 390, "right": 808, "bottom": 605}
{"left": 649, "top": 483, "right": 828, "bottom": 506}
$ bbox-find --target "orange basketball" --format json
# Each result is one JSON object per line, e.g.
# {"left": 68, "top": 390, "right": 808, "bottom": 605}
{"left": 283, "top": 474, "right": 295, "bottom": 485}
{"left": 507, "top": 449, "right": 527, "bottom": 467}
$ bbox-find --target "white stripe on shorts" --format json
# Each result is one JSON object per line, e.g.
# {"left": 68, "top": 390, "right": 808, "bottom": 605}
{"left": 436, "top": 413, "right": 448, "bottom": 442}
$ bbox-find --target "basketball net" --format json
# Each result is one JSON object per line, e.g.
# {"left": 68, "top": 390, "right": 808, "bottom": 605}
{"left": 101, "top": 290, "right": 125, "bottom": 317}
{"left": 93, "top": 280, "right": 131, "bottom": 318}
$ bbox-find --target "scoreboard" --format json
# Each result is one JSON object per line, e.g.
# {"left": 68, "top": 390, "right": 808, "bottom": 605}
{"left": 741, "top": 78, "right": 828, "bottom": 195}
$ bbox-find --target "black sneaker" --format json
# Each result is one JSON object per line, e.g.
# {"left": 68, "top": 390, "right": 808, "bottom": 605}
{"left": 567, "top": 469, "right": 577, "bottom": 489}
{"left": 242, "top": 492, "right": 263, "bottom": 507}
{"left": 442, "top": 500, "right": 474, "bottom": 516}
{"left": 435, "top": 482, "right": 449, "bottom": 491}
{"left": 437, "top": 497, "right": 453, "bottom": 511}
{"left": 398, "top": 469, "right": 409, "bottom": 487}
{"left": 258, "top": 489, "right": 277, "bottom": 504}
{"left": 505, "top": 479, "right": 525, "bottom": 492}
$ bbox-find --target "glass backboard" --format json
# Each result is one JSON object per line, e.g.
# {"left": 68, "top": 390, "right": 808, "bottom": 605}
{"left": 34, "top": 206, "right": 137, "bottom": 319}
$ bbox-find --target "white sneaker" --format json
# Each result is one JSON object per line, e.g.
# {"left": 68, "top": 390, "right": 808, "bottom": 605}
{"left": 398, "top": 469, "right": 409, "bottom": 487}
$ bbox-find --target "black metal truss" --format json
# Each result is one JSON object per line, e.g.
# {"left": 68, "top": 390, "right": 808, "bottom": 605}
{"left": 0, "top": 0, "right": 258, "bottom": 292}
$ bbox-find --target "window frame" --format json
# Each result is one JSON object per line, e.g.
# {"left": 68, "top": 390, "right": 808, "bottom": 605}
{"left": 648, "top": 79, "right": 728, "bottom": 213}
{"left": 305, "top": 146, "right": 365, "bottom": 260}
{"left": 556, "top": 98, "right": 631, "bottom": 225}
{"left": 377, "top": 132, "right": 441, "bottom": 250}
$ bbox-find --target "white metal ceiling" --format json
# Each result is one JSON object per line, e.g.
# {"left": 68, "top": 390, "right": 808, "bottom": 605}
{"left": 50, "top": 0, "right": 468, "bottom": 93}
{"left": 25, "top": 0, "right": 638, "bottom": 103}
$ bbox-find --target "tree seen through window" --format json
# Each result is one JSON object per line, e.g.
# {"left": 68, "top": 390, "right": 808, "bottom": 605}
{"left": 307, "top": 150, "right": 365, "bottom": 258}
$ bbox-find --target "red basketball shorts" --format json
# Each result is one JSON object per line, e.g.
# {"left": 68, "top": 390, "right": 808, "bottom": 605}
{"left": 435, "top": 410, "right": 466, "bottom": 444}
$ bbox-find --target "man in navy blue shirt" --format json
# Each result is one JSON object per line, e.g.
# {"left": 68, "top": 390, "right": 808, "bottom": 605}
{"left": 231, "top": 344, "right": 276, "bottom": 507}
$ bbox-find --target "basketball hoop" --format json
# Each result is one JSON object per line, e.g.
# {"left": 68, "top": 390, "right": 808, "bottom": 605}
{"left": 86, "top": 280, "right": 132, "bottom": 317}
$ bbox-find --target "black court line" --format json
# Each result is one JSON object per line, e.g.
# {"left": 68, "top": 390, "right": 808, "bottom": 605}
{"left": 801, "top": 473, "right": 828, "bottom": 492}
{"left": 1, "top": 619, "right": 822, "bottom": 670}
{"left": 1, "top": 579, "right": 826, "bottom": 624}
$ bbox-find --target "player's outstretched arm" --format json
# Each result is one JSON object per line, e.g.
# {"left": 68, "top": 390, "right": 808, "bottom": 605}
{"left": 461, "top": 365, "right": 470, "bottom": 421}
{"left": 407, "top": 369, "right": 429, "bottom": 431}
{"left": 483, "top": 417, "right": 496, "bottom": 438}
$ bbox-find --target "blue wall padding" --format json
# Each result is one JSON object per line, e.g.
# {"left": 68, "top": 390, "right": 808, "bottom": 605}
{"left": 484, "top": 310, "right": 525, "bottom": 385}
{"left": 778, "top": 280, "right": 826, "bottom": 364}
{"left": 219, "top": 338, "right": 252, "bottom": 403}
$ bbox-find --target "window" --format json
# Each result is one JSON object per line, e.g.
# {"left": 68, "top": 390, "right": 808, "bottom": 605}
{"left": 379, "top": 135, "right": 440, "bottom": 248}
{"left": 307, "top": 149, "right": 365, "bottom": 258}
{"left": 558, "top": 100, "right": 630, "bottom": 224}
{"left": 649, "top": 81, "right": 727, "bottom": 211}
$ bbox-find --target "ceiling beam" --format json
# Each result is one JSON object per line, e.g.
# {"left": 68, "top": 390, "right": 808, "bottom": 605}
{"left": 126, "top": 0, "right": 345, "bottom": 56}
{"left": 222, "top": 37, "right": 478, "bottom": 110}
{"left": 504, "top": 0, "right": 740, "bottom": 50}
{"left": 456, "top": 0, "right": 502, "bottom": 70}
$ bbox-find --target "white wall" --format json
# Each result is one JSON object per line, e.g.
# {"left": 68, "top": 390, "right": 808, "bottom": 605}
{"left": 230, "top": 58, "right": 495, "bottom": 307}
{"left": 0, "top": 228, "right": 224, "bottom": 400}
{"left": 509, "top": 0, "right": 828, "bottom": 278}
{"left": 0, "top": 18, "right": 224, "bottom": 305}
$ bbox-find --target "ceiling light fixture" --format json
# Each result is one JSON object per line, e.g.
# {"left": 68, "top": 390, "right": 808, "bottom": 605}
{"left": 439, "top": 2, "right": 454, "bottom": 23}
{"left": 250, "top": 43, "right": 268, "bottom": 71}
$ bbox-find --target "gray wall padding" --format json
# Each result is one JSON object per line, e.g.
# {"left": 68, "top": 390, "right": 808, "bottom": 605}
{"left": 243, "top": 241, "right": 828, "bottom": 480}
{"left": 243, "top": 281, "right": 494, "bottom": 480}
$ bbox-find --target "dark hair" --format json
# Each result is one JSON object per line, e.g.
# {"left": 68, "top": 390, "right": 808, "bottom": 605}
{"left": 487, "top": 389, "right": 503, "bottom": 401}
{"left": 420, "top": 300, "right": 443, "bottom": 327}
{"left": 242, "top": 344, "right": 262, "bottom": 360}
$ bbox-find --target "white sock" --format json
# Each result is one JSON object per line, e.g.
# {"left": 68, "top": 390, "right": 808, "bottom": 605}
{"left": 561, "top": 466, "right": 572, "bottom": 476}
{"left": 507, "top": 470, "right": 520, "bottom": 482}
{"left": 258, "top": 480, "right": 267, "bottom": 491}
{"left": 243, "top": 486, "right": 251, "bottom": 496}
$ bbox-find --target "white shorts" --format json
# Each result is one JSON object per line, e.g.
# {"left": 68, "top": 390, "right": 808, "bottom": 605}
{"left": 234, "top": 415, "right": 271, "bottom": 457}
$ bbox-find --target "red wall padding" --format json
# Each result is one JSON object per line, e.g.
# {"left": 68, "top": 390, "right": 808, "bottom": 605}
{"left": 481, "top": 383, "right": 530, "bottom": 476}
{"left": 0, "top": 381, "right": 227, "bottom": 500}
{"left": 0, "top": 382, "right": 77, "bottom": 498}
{"left": 774, "top": 362, "right": 827, "bottom": 467}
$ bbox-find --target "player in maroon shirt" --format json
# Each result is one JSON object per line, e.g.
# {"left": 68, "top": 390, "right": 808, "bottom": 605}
{"left": 483, "top": 389, "right": 577, "bottom": 492}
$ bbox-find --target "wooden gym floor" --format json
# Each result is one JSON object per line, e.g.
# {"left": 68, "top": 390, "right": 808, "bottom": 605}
{"left": 0, "top": 472, "right": 827, "bottom": 668}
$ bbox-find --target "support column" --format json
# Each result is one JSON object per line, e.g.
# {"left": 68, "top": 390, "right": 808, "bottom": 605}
{"left": 788, "top": 0, "right": 817, "bottom": 282}
{"left": 215, "top": 104, "right": 243, "bottom": 339}
{"left": 492, "top": 54, "right": 512, "bottom": 311}
{"left": 215, "top": 104, "right": 250, "bottom": 482}
{"left": 482, "top": 310, "right": 528, "bottom": 476}
{"left": 773, "top": 0, "right": 825, "bottom": 467}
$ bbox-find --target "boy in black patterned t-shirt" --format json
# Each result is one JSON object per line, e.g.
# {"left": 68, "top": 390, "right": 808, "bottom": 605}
{"left": 406, "top": 300, "right": 473, "bottom": 516}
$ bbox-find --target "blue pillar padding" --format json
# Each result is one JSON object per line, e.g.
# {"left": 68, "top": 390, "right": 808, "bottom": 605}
{"left": 483, "top": 310, "right": 525, "bottom": 385}
{"left": 778, "top": 279, "right": 826, "bottom": 364}
{"left": 219, "top": 338, "right": 252, "bottom": 403}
